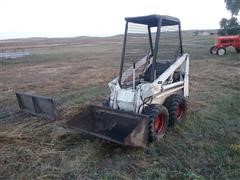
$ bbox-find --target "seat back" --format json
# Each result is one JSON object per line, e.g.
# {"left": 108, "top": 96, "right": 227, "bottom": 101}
{"left": 143, "top": 61, "right": 172, "bottom": 81}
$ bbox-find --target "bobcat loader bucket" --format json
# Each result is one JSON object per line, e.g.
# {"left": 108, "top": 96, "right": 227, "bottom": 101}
{"left": 66, "top": 105, "right": 149, "bottom": 147}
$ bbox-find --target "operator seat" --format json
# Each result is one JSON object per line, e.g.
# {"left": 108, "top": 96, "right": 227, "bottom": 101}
{"left": 143, "top": 61, "right": 172, "bottom": 82}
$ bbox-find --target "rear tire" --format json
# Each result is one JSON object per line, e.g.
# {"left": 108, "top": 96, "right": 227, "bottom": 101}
{"left": 143, "top": 105, "right": 169, "bottom": 143}
{"left": 210, "top": 46, "right": 217, "bottom": 54}
{"left": 164, "top": 94, "right": 187, "bottom": 127}
{"left": 235, "top": 48, "right": 240, "bottom": 53}
{"left": 217, "top": 47, "right": 226, "bottom": 55}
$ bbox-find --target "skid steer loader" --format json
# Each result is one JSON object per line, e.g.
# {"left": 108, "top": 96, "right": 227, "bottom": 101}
{"left": 67, "top": 15, "right": 190, "bottom": 147}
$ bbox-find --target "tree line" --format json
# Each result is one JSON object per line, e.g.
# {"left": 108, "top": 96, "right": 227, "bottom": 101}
{"left": 219, "top": 0, "right": 240, "bottom": 35}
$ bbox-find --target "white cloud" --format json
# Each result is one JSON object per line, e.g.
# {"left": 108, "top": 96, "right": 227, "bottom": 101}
{"left": 0, "top": 0, "right": 231, "bottom": 39}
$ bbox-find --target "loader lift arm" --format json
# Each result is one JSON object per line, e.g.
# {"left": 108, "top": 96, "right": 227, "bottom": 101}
{"left": 141, "top": 53, "right": 190, "bottom": 100}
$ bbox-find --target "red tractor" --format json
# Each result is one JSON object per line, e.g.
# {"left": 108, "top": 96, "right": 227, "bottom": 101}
{"left": 210, "top": 35, "right": 240, "bottom": 55}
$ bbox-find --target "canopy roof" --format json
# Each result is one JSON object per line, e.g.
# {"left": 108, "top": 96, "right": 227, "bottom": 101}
{"left": 125, "top": 14, "right": 180, "bottom": 27}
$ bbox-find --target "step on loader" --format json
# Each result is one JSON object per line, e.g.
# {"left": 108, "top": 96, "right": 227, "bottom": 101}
{"left": 67, "top": 15, "right": 190, "bottom": 147}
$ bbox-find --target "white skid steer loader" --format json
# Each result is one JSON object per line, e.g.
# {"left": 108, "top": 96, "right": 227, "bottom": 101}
{"left": 67, "top": 15, "right": 190, "bottom": 147}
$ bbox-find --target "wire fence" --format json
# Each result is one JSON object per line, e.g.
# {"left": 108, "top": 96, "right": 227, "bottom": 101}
{"left": 121, "top": 23, "right": 150, "bottom": 86}
{"left": 120, "top": 23, "right": 181, "bottom": 86}
{"left": 157, "top": 25, "right": 180, "bottom": 62}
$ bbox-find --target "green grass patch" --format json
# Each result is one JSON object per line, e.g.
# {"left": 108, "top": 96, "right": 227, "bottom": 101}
{"left": 53, "top": 85, "right": 107, "bottom": 108}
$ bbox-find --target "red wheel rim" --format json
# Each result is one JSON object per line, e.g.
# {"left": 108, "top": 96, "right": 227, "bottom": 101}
{"left": 154, "top": 114, "right": 166, "bottom": 134}
{"left": 176, "top": 103, "right": 185, "bottom": 121}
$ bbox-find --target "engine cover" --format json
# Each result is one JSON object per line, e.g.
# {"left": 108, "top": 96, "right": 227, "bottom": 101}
{"left": 117, "top": 89, "right": 136, "bottom": 112}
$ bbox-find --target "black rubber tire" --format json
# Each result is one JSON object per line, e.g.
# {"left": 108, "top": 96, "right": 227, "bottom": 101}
{"left": 235, "top": 48, "right": 240, "bottom": 53}
{"left": 210, "top": 46, "right": 217, "bottom": 54}
{"left": 143, "top": 105, "right": 169, "bottom": 143}
{"left": 217, "top": 47, "right": 226, "bottom": 55}
{"left": 163, "top": 94, "right": 187, "bottom": 127}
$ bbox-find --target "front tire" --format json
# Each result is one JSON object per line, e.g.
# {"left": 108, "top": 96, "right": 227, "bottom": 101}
{"left": 217, "top": 47, "right": 226, "bottom": 55}
{"left": 143, "top": 105, "right": 169, "bottom": 143}
{"left": 210, "top": 46, "right": 217, "bottom": 54}
{"left": 164, "top": 94, "right": 187, "bottom": 127}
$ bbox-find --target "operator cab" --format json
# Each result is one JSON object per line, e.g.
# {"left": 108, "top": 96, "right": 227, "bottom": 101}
{"left": 118, "top": 15, "right": 183, "bottom": 87}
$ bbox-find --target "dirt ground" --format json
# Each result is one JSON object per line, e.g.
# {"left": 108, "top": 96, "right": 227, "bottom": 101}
{"left": 0, "top": 34, "right": 240, "bottom": 179}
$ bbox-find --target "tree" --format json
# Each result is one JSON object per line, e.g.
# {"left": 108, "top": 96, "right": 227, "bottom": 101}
{"left": 219, "top": 17, "right": 240, "bottom": 35}
{"left": 220, "top": 18, "right": 228, "bottom": 34}
{"left": 224, "top": 0, "right": 240, "bottom": 16}
{"left": 227, "top": 17, "right": 240, "bottom": 34}
{"left": 218, "top": 0, "right": 240, "bottom": 35}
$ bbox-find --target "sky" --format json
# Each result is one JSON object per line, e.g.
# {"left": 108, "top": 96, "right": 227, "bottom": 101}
{"left": 0, "top": 0, "right": 232, "bottom": 40}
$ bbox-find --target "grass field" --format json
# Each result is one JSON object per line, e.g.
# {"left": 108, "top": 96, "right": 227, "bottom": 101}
{"left": 0, "top": 33, "right": 240, "bottom": 179}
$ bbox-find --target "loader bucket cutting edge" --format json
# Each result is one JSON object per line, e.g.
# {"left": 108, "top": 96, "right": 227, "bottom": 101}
{"left": 66, "top": 105, "right": 149, "bottom": 147}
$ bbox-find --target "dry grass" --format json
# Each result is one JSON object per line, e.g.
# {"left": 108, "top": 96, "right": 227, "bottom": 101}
{"left": 0, "top": 34, "right": 240, "bottom": 179}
